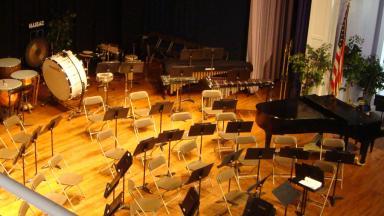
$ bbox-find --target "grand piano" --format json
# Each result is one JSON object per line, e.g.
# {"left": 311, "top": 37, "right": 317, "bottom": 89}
{"left": 256, "top": 94, "right": 382, "bottom": 164}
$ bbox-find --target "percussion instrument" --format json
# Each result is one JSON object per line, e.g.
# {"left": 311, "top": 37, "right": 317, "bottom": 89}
{"left": 96, "top": 72, "right": 113, "bottom": 84}
{"left": 11, "top": 70, "right": 40, "bottom": 106}
{"left": 0, "top": 79, "right": 22, "bottom": 107}
{"left": 42, "top": 50, "right": 87, "bottom": 101}
{"left": 124, "top": 54, "right": 138, "bottom": 62}
{"left": 97, "top": 43, "right": 120, "bottom": 61}
{"left": 25, "top": 38, "right": 49, "bottom": 68}
{"left": 0, "top": 58, "right": 21, "bottom": 79}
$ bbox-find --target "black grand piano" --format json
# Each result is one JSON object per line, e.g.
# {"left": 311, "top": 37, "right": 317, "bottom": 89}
{"left": 256, "top": 94, "right": 382, "bottom": 164}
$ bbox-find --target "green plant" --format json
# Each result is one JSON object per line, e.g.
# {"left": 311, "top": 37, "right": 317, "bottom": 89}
{"left": 344, "top": 35, "right": 365, "bottom": 85}
{"left": 289, "top": 43, "right": 332, "bottom": 95}
{"left": 47, "top": 12, "right": 76, "bottom": 53}
{"left": 359, "top": 56, "right": 384, "bottom": 99}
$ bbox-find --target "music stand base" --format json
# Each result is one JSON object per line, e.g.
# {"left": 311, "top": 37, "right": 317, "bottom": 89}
{"left": 138, "top": 184, "right": 152, "bottom": 194}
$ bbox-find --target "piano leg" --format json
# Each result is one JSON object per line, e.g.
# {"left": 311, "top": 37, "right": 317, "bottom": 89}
{"left": 264, "top": 133, "right": 272, "bottom": 148}
{"left": 359, "top": 141, "right": 369, "bottom": 165}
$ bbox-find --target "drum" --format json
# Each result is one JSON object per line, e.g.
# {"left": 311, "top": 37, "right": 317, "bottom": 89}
{"left": 124, "top": 54, "right": 138, "bottom": 62}
{"left": 96, "top": 72, "right": 113, "bottom": 83}
{"left": 11, "top": 70, "right": 38, "bottom": 87}
{"left": 0, "top": 79, "right": 21, "bottom": 107}
{"left": 42, "top": 51, "right": 87, "bottom": 101}
{"left": 0, "top": 58, "right": 21, "bottom": 79}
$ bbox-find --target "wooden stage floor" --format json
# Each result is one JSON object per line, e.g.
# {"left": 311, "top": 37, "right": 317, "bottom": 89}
{"left": 0, "top": 76, "right": 383, "bottom": 216}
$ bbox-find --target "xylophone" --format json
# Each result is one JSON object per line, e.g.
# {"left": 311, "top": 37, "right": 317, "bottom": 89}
{"left": 204, "top": 76, "right": 274, "bottom": 99}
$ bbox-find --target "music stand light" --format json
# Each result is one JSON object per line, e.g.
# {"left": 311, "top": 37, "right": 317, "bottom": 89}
{"left": 149, "top": 101, "right": 174, "bottom": 133}
{"left": 41, "top": 115, "right": 62, "bottom": 156}
{"left": 188, "top": 123, "right": 216, "bottom": 160}
{"left": 133, "top": 137, "right": 157, "bottom": 193}
{"left": 183, "top": 163, "right": 214, "bottom": 215}
{"left": 324, "top": 150, "right": 355, "bottom": 206}
{"left": 103, "top": 192, "right": 123, "bottom": 216}
{"left": 244, "top": 148, "right": 275, "bottom": 186}
{"left": 103, "top": 107, "right": 129, "bottom": 146}
{"left": 179, "top": 187, "right": 200, "bottom": 216}
{"left": 157, "top": 129, "right": 184, "bottom": 175}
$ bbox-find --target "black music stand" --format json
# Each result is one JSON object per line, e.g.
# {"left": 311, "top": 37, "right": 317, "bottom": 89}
{"left": 188, "top": 123, "right": 216, "bottom": 160}
{"left": 278, "top": 147, "right": 310, "bottom": 179}
{"left": 242, "top": 196, "right": 276, "bottom": 216}
{"left": 180, "top": 187, "right": 200, "bottom": 216}
{"left": 103, "top": 192, "right": 123, "bottom": 216}
{"left": 114, "top": 151, "right": 133, "bottom": 203}
{"left": 41, "top": 115, "right": 62, "bottom": 156}
{"left": 184, "top": 163, "right": 214, "bottom": 215}
{"left": 225, "top": 121, "right": 253, "bottom": 151}
{"left": 291, "top": 163, "right": 324, "bottom": 216}
{"left": 103, "top": 107, "right": 129, "bottom": 146}
{"left": 133, "top": 137, "right": 157, "bottom": 193}
{"left": 149, "top": 101, "right": 174, "bottom": 133}
{"left": 217, "top": 149, "right": 244, "bottom": 168}
{"left": 157, "top": 129, "right": 184, "bottom": 175}
{"left": 12, "top": 142, "right": 28, "bottom": 185}
{"left": 246, "top": 174, "right": 271, "bottom": 199}
{"left": 272, "top": 181, "right": 301, "bottom": 216}
{"left": 30, "top": 126, "right": 42, "bottom": 175}
{"left": 212, "top": 99, "right": 238, "bottom": 112}
{"left": 324, "top": 150, "right": 355, "bottom": 206}
{"left": 169, "top": 66, "right": 194, "bottom": 112}
{"left": 104, "top": 173, "right": 121, "bottom": 199}
{"left": 244, "top": 148, "right": 275, "bottom": 186}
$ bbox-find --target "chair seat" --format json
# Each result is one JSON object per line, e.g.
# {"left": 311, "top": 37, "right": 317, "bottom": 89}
{"left": 218, "top": 132, "right": 237, "bottom": 140}
{"left": 46, "top": 192, "right": 67, "bottom": 205}
{"left": 88, "top": 114, "right": 104, "bottom": 123}
{"left": 58, "top": 173, "right": 83, "bottom": 186}
{"left": 224, "top": 190, "right": 248, "bottom": 204}
{"left": 132, "top": 197, "right": 163, "bottom": 213}
{"left": 303, "top": 143, "right": 323, "bottom": 152}
{"left": 134, "top": 108, "right": 150, "bottom": 117}
{"left": 105, "top": 148, "right": 126, "bottom": 160}
{"left": 187, "top": 160, "right": 208, "bottom": 171}
{"left": 13, "top": 132, "right": 31, "bottom": 144}
{"left": 156, "top": 176, "right": 182, "bottom": 191}
{"left": 238, "top": 155, "right": 259, "bottom": 166}
{"left": 0, "top": 148, "right": 18, "bottom": 160}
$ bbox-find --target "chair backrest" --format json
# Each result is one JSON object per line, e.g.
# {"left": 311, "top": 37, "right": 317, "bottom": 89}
{"left": 313, "top": 160, "right": 335, "bottom": 175}
{"left": 170, "top": 112, "right": 192, "bottom": 122}
{"left": 130, "top": 91, "right": 149, "bottom": 101}
{"left": 216, "top": 112, "right": 236, "bottom": 122}
{"left": 148, "top": 155, "right": 166, "bottom": 171}
{"left": 236, "top": 136, "right": 257, "bottom": 145}
{"left": 83, "top": 96, "right": 104, "bottom": 106}
{"left": 322, "top": 138, "right": 345, "bottom": 149}
{"left": 30, "top": 173, "right": 46, "bottom": 190}
{"left": 216, "top": 168, "right": 236, "bottom": 183}
{"left": 18, "top": 201, "right": 30, "bottom": 216}
{"left": 97, "top": 129, "right": 114, "bottom": 141}
{"left": 179, "top": 140, "right": 198, "bottom": 155}
{"left": 273, "top": 135, "right": 297, "bottom": 147}
{"left": 202, "top": 90, "right": 222, "bottom": 99}
{"left": 133, "top": 118, "right": 155, "bottom": 129}
{"left": 3, "top": 115, "right": 22, "bottom": 129}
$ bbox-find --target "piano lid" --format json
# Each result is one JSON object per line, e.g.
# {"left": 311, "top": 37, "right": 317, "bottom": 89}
{"left": 256, "top": 98, "right": 327, "bottom": 120}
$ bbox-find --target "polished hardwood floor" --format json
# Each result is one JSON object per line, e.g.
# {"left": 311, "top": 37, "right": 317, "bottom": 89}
{"left": 0, "top": 74, "right": 383, "bottom": 216}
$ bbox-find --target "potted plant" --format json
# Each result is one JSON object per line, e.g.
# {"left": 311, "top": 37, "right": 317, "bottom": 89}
{"left": 289, "top": 43, "right": 332, "bottom": 95}
{"left": 344, "top": 35, "right": 384, "bottom": 104}
{"left": 47, "top": 12, "right": 76, "bottom": 53}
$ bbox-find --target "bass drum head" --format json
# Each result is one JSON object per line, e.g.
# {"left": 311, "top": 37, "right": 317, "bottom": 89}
{"left": 42, "top": 59, "right": 71, "bottom": 101}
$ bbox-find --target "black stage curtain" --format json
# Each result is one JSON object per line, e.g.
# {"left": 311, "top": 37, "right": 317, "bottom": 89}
{"left": 0, "top": 0, "right": 250, "bottom": 60}
{"left": 287, "top": 0, "right": 312, "bottom": 98}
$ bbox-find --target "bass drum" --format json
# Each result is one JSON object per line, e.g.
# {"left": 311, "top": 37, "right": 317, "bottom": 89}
{"left": 42, "top": 51, "right": 87, "bottom": 101}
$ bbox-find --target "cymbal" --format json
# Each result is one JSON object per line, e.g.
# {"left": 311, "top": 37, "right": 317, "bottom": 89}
{"left": 25, "top": 38, "right": 49, "bottom": 68}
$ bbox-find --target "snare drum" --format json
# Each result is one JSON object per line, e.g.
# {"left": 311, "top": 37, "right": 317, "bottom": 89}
{"left": 96, "top": 72, "right": 113, "bottom": 83}
{"left": 42, "top": 50, "right": 87, "bottom": 101}
{"left": 0, "top": 58, "right": 21, "bottom": 79}
{"left": 0, "top": 79, "right": 21, "bottom": 107}
{"left": 124, "top": 55, "right": 138, "bottom": 62}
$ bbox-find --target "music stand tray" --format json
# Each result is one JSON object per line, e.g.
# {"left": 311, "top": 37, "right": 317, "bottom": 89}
{"left": 244, "top": 148, "right": 275, "bottom": 160}
{"left": 217, "top": 149, "right": 244, "bottom": 168}
{"left": 226, "top": 121, "right": 253, "bottom": 134}
{"left": 103, "top": 107, "right": 129, "bottom": 121}
{"left": 149, "top": 101, "right": 174, "bottom": 133}
{"left": 41, "top": 115, "right": 63, "bottom": 156}
{"left": 180, "top": 187, "right": 200, "bottom": 216}
{"left": 157, "top": 129, "right": 184, "bottom": 172}
{"left": 212, "top": 99, "right": 238, "bottom": 111}
{"left": 133, "top": 137, "right": 157, "bottom": 193}
{"left": 278, "top": 147, "right": 310, "bottom": 160}
{"left": 115, "top": 151, "right": 133, "bottom": 177}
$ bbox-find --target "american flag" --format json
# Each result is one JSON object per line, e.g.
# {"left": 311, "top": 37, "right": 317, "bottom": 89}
{"left": 331, "top": 1, "right": 350, "bottom": 96}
